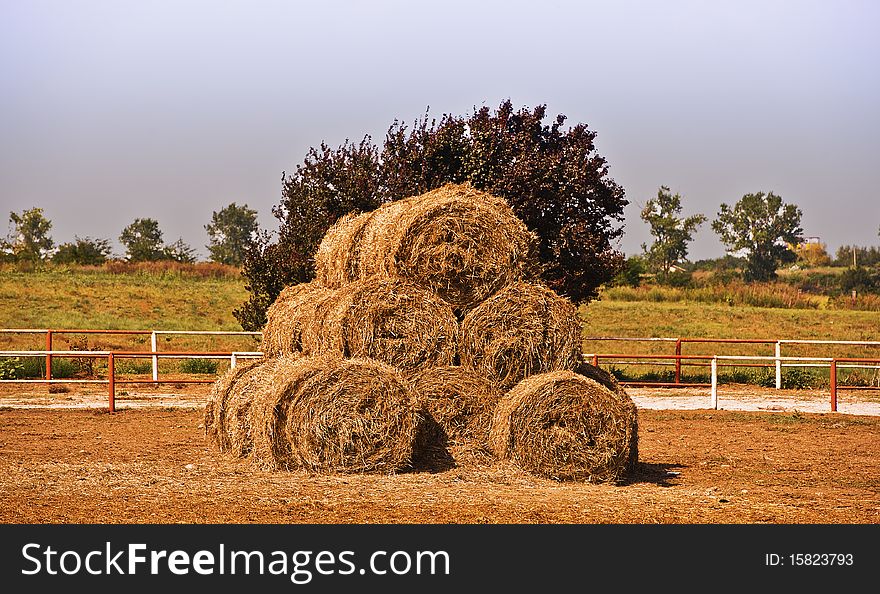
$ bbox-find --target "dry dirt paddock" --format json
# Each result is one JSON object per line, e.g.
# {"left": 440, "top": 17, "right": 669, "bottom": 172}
{"left": 1, "top": 383, "right": 879, "bottom": 525}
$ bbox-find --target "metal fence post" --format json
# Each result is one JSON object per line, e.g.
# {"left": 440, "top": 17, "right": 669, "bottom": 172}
{"left": 45, "top": 330, "right": 53, "bottom": 381}
{"left": 108, "top": 352, "right": 116, "bottom": 413}
{"left": 230, "top": 353, "right": 237, "bottom": 370}
{"left": 775, "top": 341, "right": 782, "bottom": 390}
{"left": 151, "top": 331, "right": 158, "bottom": 383}
{"left": 710, "top": 356, "right": 718, "bottom": 410}
{"left": 830, "top": 359, "right": 837, "bottom": 413}
{"left": 674, "top": 338, "right": 682, "bottom": 384}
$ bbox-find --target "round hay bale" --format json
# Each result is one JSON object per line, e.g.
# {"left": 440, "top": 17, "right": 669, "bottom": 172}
{"left": 249, "top": 355, "right": 336, "bottom": 470}
{"left": 313, "top": 210, "right": 379, "bottom": 287}
{"left": 284, "top": 358, "right": 422, "bottom": 474}
{"left": 459, "top": 282, "right": 582, "bottom": 391}
{"left": 222, "top": 360, "right": 278, "bottom": 458}
{"left": 303, "top": 277, "right": 458, "bottom": 372}
{"left": 314, "top": 182, "right": 538, "bottom": 312}
{"left": 204, "top": 358, "right": 265, "bottom": 451}
{"left": 575, "top": 360, "right": 639, "bottom": 471}
{"left": 261, "top": 282, "right": 334, "bottom": 357}
{"left": 489, "top": 370, "right": 639, "bottom": 482}
{"left": 408, "top": 365, "right": 502, "bottom": 445}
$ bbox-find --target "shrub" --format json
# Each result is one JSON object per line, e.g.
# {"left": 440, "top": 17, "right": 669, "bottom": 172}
{"left": 609, "top": 256, "right": 645, "bottom": 287}
{"left": 115, "top": 360, "right": 153, "bottom": 375}
{"left": 838, "top": 267, "right": 878, "bottom": 294}
{"left": 3, "top": 356, "right": 78, "bottom": 379}
{"left": 179, "top": 358, "right": 219, "bottom": 374}
{"left": 0, "top": 358, "right": 24, "bottom": 380}
{"left": 781, "top": 368, "right": 824, "bottom": 390}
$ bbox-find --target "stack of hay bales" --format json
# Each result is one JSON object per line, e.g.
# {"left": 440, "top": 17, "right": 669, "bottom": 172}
{"left": 205, "top": 182, "right": 638, "bottom": 482}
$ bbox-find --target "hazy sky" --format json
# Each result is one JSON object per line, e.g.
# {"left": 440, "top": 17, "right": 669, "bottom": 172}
{"left": 2, "top": 0, "right": 878, "bottom": 261}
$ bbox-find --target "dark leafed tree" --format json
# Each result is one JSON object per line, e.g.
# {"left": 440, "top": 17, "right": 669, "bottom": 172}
{"left": 205, "top": 202, "right": 259, "bottom": 266}
{"left": 53, "top": 236, "right": 112, "bottom": 265}
{"left": 233, "top": 139, "right": 383, "bottom": 330}
{"left": 235, "top": 100, "right": 628, "bottom": 330}
{"left": 640, "top": 186, "right": 706, "bottom": 283}
{"left": 711, "top": 191, "right": 803, "bottom": 282}
{"left": 119, "top": 218, "right": 166, "bottom": 262}
{"left": 382, "top": 102, "right": 627, "bottom": 302}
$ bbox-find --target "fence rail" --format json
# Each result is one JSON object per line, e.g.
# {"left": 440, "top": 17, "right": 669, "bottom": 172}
{"left": 0, "top": 327, "right": 262, "bottom": 382}
{"left": 0, "top": 349, "right": 263, "bottom": 412}
{"left": 584, "top": 336, "right": 880, "bottom": 389}
{"left": 2, "top": 330, "right": 879, "bottom": 413}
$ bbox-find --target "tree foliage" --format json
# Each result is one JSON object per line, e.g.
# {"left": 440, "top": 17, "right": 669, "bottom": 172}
{"left": 609, "top": 255, "right": 646, "bottom": 287}
{"left": 119, "top": 218, "right": 166, "bottom": 262}
{"left": 640, "top": 186, "right": 706, "bottom": 283}
{"left": 7, "top": 207, "right": 54, "bottom": 263}
{"left": 839, "top": 266, "right": 879, "bottom": 294}
{"left": 205, "top": 202, "right": 259, "bottom": 266}
{"left": 834, "top": 245, "right": 880, "bottom": 268}
{"left": 164, "top": 237, "right": 197, "bottom": 263}
{"left": 792, "top": 241, "right": 831, "bottom": 268}
{"left": 53, "top": 236, "right": 112, "bottom": 265}
{"left": 234, "top": 100, "right": 628, "bottom": 330}
{"left": 119, "top": 218, "right": 196, "bottom": 263}
{"left": 711, "top": 191, "right": 803, "bottom": 282}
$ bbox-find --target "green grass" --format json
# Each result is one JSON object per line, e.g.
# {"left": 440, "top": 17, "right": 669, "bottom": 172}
{"left": 581, "top": 298, "right": 880, "bottom": 342}
{"left": 1, "top": 267, "right": 878, "bottom": 385}
{"left": 581, "top": 295, "right": 880, "bottom": 386}
{"left": 0, "top": 268, "right": 255, "bottom": 353}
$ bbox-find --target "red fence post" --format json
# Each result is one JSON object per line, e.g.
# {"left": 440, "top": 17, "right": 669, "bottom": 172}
{"left": 45, "top": 330, "right": 53, "bottom": 381}
{"left": 108, "top": 352, "right": 115, "bottom": 413}
{"left": 830, "top": 359, "right": 837, "bottom": 413}
{"left": 592, "top": 354, "right": 599, "bottom": 367}
{"left": 674, "top": 338, "right": 682, "bottom": 384}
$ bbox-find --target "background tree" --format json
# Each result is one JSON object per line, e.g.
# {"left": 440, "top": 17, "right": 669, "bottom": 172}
{"left": 235, "top": 100, "right": 627, "bottom": 330}
{"left": 53, "top": 236, "right": 112, "bottom": 265}
{"left": 119, "top": 218, "right": 166, "bottom": 262}
{"left": 833, "top": 245, "right": 880, "bottom": 268}
{"left": 792, "top": 240, "right": 831, "bottom": 268}
{"left": 640, "top": 186, "right": 706, "bottom": 283}
{"left": 609, "top": 255, "right": 646, "bottom": 287}
{"left": 205, "top": 202, "right": 259, "bottom": 266}
{"left": 7, "top": 207, "right": 54, "bottom": 263}
{"left": 163, "top": 238, "right": 197, "bottom": 263}
{"left": 711, "top": 191, "right": 803, "bottom": 282}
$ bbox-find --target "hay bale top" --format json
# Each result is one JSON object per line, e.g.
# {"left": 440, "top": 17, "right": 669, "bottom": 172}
{"left": 303, "top": 276, "right": 458, "bottom": 372}
{"left": 489, "top": 370, "right": 638, "bottom": 482}
{"left": 314, "top": 182, "right": 538, "bottom": 311}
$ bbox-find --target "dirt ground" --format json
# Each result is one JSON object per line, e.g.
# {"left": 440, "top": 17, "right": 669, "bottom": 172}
{"left": 1, "top": 383, "right": 878, "bottom": 524}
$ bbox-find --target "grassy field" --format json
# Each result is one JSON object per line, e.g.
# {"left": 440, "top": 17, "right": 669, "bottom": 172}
{"left": 0, "top": 269, "right": 254, "bottom": 356}
{"left": 580, "top": 298, "right": 880, "bottom": 387}
{"left": 1, "top": 267, "right": 878, "bottom": 383}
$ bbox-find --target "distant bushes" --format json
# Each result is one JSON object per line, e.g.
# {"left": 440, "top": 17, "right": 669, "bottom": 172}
{"left": 30, "top": 260, "right": 242, "bottom": 279}
{"left": 178, "top": 358, "right": 219, "bottom": 374}
{"left": 602, "top": 281, "right": 825, "bottom": 309}
{"left": 0, "top": 356, "right": 78, "bottom": 379}
{"left": 0, "top": 259, "right": 241, "bottom": 278}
